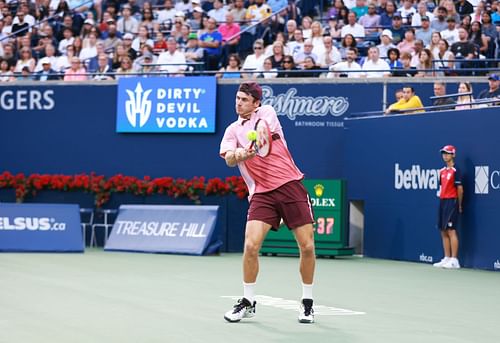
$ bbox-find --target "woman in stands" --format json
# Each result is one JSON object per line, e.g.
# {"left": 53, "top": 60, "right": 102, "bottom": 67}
{"left": 397, "top": 28, "right": 416, "bottom": 55}
{"left": 116, "top": 56, "right": 135, "bottom": 78}
{"left": 339, "top": 33, "right": 356, "bottom": 59}
{"left": 264, "top": 32, "right": 289, "bottom": 57}
{"left": 14, "top": 48, "right": 35, "bottom": 73}
{"left": 260, "top": 57, "right": 278, "bottom": 79}
{"left": 217, "top": 53, "right": 243, "bottom": 79}
{"left": 455, "top": 82, "right": 475, "bottom": 110}
{"left": 310, "top": 21, "right": 325, "bottom": 56}
{"left": 73, "top": 36, "right": 83, "bottom": 57}
{"left": 140, "top": 6, "right": 156, "bottom": 35}
{"left": 469, "top": 21, "right": 488, "bottom": 57}
{"left": 267, "top": 40, "right": 286, "bottom": 68}
{"left": 427, "top": 31, "right": 442, "bottom": 57}
{"left": 278, "top": 55, "right": 299, "bottom": 78}
{"left": 416, "top": 48, "right": 435, "bottom": 77}
{"left": 301, "top": 16, "right": 313, "bottom": 40}
{"left": 387, "top": 48, "right": 403, "bottom": 75}
{"left": 0, "top": 59, "right": 15, "bottom": 82}
{"left": 112, "top": 43, "right": 129, "bottom": 69}
{"left": 433, "top": 39, "right": 454, "bottom": 75}
{"left": 132, "top": 25, "right": 154, "bottom": 53}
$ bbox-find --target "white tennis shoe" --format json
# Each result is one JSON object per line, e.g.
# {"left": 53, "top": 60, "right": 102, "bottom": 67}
{"left": 298, "top": 298, "right": 315, "bottom": 324}
{"left": 443, "top": 258, "right": 461, "bottom": 269}
{"left": 433, "top": 257, "right": 450, "bottom": 267}
{"left": 224, "top": 298, "right": 256, "bottom": 322}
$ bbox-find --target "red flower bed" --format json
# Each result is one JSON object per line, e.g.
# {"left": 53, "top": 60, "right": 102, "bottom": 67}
{"left": 0, "top": 171, "right": 248, "bottom": 207}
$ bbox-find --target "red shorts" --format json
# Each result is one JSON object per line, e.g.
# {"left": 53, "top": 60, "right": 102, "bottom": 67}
{"left": 247, "top": 180, "right": 314, "bottom": 230}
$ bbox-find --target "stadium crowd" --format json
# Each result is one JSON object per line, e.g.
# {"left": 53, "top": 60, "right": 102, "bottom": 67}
{"left": 0, "top": 0, "right": 499, "bottom": 81}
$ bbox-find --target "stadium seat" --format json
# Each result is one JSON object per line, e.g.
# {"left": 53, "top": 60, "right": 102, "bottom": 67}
{"left": 79, "top": 208, "right": 94, "bottom": 247}
{"left": 90, "top": 208, "right": 118, "bottom": 247}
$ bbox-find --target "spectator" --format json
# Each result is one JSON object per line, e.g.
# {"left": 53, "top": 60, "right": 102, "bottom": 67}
{"left": 34, "top": 44, "right": 57, "bottom": 72}
{"left": 352, "top": 0, "right": 368, "bottom": 19}
{"left": 93, "top": 53, "right": 114, "bottom": 80}
{"left": 277, "top": 55, "right": 299, "bottom": 78}
{"left": 412, "top": 2, "right": 434, "bottom": 27}
{"left": 56, "top": 44, "right": 75, "bottom": 72}
{"left": 301, "top": 56, "right": 322, "bottom": 77}
{"left": 415, "top": 15, "right": 432, "bottom": 46}
{"left": 73, "top": 36, "right": 83, "bottom": 57}
{"left": 294, "top": 39, "right": 318, "bottom": 69}
{"left": 325, "top": 16, "right": 341, "bottom": 39}
{"left": 301, "top": 16, "right": 313, "bottom": 39}
{"left": 11, "top": 11, "right": 29, "bottom": 37}
{"left": 443, "top": 0, "right": 460, "bottom": 24}
{"left": 157, "top": 0, "right": 176, "bottom": 25}
{"left": 377, "top": 29, "right": 396, "bottom": 60}
{"left": 79, "top": 32, "right": 99, "bottom": 62}
{"left": 450, "top": 27, "right": 476, "bottom": 74}
{"left": 0, "top": 58, "right": 14, "bottom": 82}
{"left": 415, "top": 48, "right": 435, "bottom": 77}
{"left": 157, "top": 37, "right": 187, "bottom": 76}
{"left": 393, "top": 51, "right": 417, "bottom": 76}
{"left": 131, "top": 25, "right": 154, "bottom": 54}
{"left": 398, "top": 0, "right": 417, "bottom": 25}
{"left": 112, "top": 43, "right": 129, "bottom": 69}
{"left": 362, "top": 46, "right": 390, "bottom": 78}
{"left": 380, "top": 0, "right": 397, "bottom": 28}
{"left": 170, "top": 14, "right": 185, "bottom": 40}
{"left": 217, "top": 53, "right": 242, "bottom": 79}
{"left": 208, "top": 0, "right": 227, "bottom": 23}
{"left": 230, "top": 0, "right": 247, "bottom": 25}
{"left": 434, "top": 39, "right": 455, "bottom": 75}
{"left": 219, "top": 12, "right": 241, "bottom": 65}
{"left": 1, "top": 43, "right": 16, "bottom": 71}
{"left": 340, "top": 11, "right": 365, "bottom": 42}
{"left": 286, "top": 29, "right": 305, "bottom": 57}
{"left": 387, "top": 47, "right": 403, "bottom": 74}
{"left": 122, "top": 33, "right": 138, "bottom": 60}
{"left": 358, "top": 3, "right": 381, "bottom": 36}
{"left": 102, "top": 22, "right": 122, "bottom": 53}
{"left": 58, "top": 27, "right": 75, "bottom": 55}
{"left": 411, "top": 39, "right": 425, "bottom": 67}
{"left": 245, "top": 0, "right": 273, "bottom": 36}
{"left": 268, "top": 40, "right": 286, "bottom": 68}
{"left": 455, "top": 0, "right": 474, "bottom": 19}
{"left": 198, "top": 17, "right": 222, "bottom": 71}
{"left": 432, "top": 82, "right": 455, "bottom": 111}
{"left": 14, "top": 47, "right": 35, "bottom": 73}
{"left": 137, "top": 51, "right": 158, "bottom": 77}
{"left": 339, "top": 33, "right": 357, "bottom": 59}
{"left": 87, "top": 43, "right": 112, "bottom": 73}
{"left": 478, "top": 74, "right": 500, "bottom": 99}
{"left": 35, "top": 57, "right": 60, "bottom": 81}
{"left": 310, "top": 21, "right": 325, "bottom": 55}
{"left": 175, "top": 0, "right": 192, "bottom": 13}
{"left": 242, "top": 39, "right": 266, "bottom": 76}
{"left": 427, "top": 31, "right": 442, "bottom": 56}
{"left": 17, "top": 66, "right": 33, "bottom": 81}
{"left": 64, "top": 57, "right": 87, "bottom": 81}
{"left": 389, "top": 13, "right": 405, "bottom": 44}
{"left": 189, "top": 6, "right": 205, "bottom": 31}
{"left": 259, "top": 56, "right": 278, "bottom": 79}
{"left": 397, "top": 28, "right": 416, "bottom": 55}
{"left": 431, "top": 6, "right": 448, "bottom": 32}
{"left": 469, "top": 21, "right": 488, "bottom": 57}
{"left": 319, "top": 36, "right": 342, "bottom": 68}
{"left": 116, "top": 56, "right": 135, "bottom": 78}
{"left": 140, "top": 7, "right": 156, "bottom": 33}
{"left": 184, "top": 33, "right": 204, "bottom": 70}
{"left": 327, "top": 47, "right": 363, "bottom": 78}
{"left": 455, "top": 82, "right": 475, "bottom": 110}
{"left": 441, "top": 16, "right": 459, "bottom": 46}
{"left": 264, "top": 31, "right": 289, "bottom": 56}
{"left": 385, "top": 85, "right": 424, "bottom": 114}
{"left": 153, "top": 31, "right": 168, "bottom": 53}
{"left": 117, "top": 4, "right": 139, "bottom": 35}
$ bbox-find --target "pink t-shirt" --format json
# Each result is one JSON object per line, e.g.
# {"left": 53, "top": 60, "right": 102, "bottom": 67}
{"left": 219, "top": 105, "right": 304, "bottom": 198}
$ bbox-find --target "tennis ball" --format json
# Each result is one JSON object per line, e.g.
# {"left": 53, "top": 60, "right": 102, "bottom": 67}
{"left": 247, "top": 130, "right": 257, "bottom": 141}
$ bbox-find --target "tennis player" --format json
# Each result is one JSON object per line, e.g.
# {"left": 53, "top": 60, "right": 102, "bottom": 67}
{"left": 219, "top": 82, "right": 316, "bottom": 323}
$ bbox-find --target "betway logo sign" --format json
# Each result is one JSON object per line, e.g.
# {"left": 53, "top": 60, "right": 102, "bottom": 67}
{"left": 475, "top": 166, "right": 500, "bottom": 194}
{"left": 394, "top": 164, "right": 440, "bottom": 190}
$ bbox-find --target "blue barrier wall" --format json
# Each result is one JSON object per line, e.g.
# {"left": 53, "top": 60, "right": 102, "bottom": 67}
{"left": 344, "top": 107, "right": 500, "bottom": 270}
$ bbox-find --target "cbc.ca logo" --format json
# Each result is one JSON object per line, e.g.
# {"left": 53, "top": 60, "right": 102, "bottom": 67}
{"left": 475, "top": 166, "right": 500, "bottom": 194}
{"left": 0, "top": 217, "right": 66, "bottom": 231}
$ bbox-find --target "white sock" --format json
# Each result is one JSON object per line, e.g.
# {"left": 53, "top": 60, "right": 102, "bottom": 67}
{"left": 444, "top": 256, "right": 451, "bottom": 261}
{"left": 302, "top": 283, "right": 313, "bottom": 300}
{"left": 243, "top": 282, "right": 256, "bottom": 303}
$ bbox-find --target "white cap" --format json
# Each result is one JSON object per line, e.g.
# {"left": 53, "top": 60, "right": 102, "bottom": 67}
{"left": 175, "top": 11, "right": 185, "bottom": 17}
{"left": 123, "top": 33, "right": 134, "bottom": 40}
{"left": 193, "top": 6, "right": 203, "bottom": 13}
{"left": 40, "top": 57, "right": 51, "bottom": 65}
{"left": 84, "top": 18, "right": 95, "bottom": 25}
{"left": 381, "top": 29, "right": 393, "bottom": 40}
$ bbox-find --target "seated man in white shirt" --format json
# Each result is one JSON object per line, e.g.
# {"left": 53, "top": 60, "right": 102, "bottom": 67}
{"left": 362, "top": 46, "right": 391, "bottom": 77}
{"left": 157, "top": 37, "right": 187, "bottom": 76}
{"left": 327, "top": 47, "right": 364, "bottom": 78}
{"left": 340, "top": 11, "right": 365, "bottom": 42}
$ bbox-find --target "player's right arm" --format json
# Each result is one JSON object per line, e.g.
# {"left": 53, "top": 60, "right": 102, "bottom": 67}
{"left": 219, "top": 125, "right": 255, "bottom": 167}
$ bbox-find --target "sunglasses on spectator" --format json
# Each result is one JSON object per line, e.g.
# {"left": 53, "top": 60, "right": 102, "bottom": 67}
{"left": 283, "top": 60, "right": 292, "bottom": 63}
{"left": 254, "top": 46, "right": 263, "bottom": 50}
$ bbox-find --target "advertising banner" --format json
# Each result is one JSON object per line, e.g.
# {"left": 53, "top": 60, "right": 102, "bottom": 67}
{"left": 105, "top": 205, "right": 221, "bottom": 255}
{"left": 0, "top": 203, "right": 83, "bottom": 252}
{"left": 116, "top": 76, "right": 217, "bottom": 133}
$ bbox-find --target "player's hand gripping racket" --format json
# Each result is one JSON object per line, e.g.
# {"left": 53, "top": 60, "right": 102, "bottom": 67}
{"left": 248, "top": 119, "right": 272, "bottom": 157}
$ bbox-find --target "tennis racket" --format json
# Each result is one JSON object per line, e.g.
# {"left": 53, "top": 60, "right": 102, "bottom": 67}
{"left": 249, "top": 119, "right": 272, "bottom": 157}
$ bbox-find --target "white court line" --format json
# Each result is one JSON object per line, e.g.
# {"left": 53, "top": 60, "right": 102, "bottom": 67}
{"left": 221, "top": 295, "right": 366, "bottom": 316}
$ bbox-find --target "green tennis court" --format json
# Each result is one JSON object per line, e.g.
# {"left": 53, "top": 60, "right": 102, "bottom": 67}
{"left": 1, "top": 250, "right": 499, "bottom": 343}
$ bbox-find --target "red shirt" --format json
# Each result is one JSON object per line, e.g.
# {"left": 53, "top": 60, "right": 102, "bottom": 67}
{"left": 439, "top": 166, "right": 462, "bottom": 199}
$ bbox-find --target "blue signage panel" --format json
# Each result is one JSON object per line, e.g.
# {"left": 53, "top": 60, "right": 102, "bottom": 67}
{"left": 344, "top": 107, "right": 500, "bottom": 270}
{"left": 104, "top": 205, "right": 221, "bottom": 255}
{"left": 0, "top": 203, "right": 83, "bottom": 252}
{"left": 116, "top": 76, "right": 217, "bottom": 133}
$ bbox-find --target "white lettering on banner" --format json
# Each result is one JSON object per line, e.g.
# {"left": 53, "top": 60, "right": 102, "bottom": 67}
{"left": 311, "top": 198, "right": 336, "bottom": 207}
{"left": 0, "top": 217, "right": 66, "bottom": 231}
{"left": 394, "top": 163, "right": 440, "bottom": 190}
{"left": 0, "top": 90, "right": 55, "bottom": 110}
{"left": 114, "top": 220, "right": 207, "bottom": 238}
{"left": 419, "top": 253, "right": 433, "bottom": 263}
{"left": 156, "top": 88, "right": 203, "bottom": 100}
{"left": 156, "top": 102, "right": 201, "bottom": 114}
{"left": 156, "top": 117, "right": 208, "bottom": 129}
{"left": 261, "top": 86, "right": 349, "bottom": 120}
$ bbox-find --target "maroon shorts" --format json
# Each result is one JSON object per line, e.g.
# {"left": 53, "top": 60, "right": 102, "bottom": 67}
{"left": 248, "top": 180, "right": 314, "bottom": 230}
